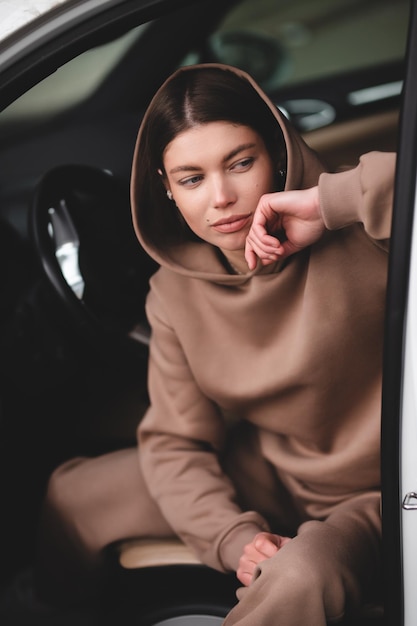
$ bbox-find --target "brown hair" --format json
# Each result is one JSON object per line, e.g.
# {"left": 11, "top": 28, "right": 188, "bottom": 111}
{"left": 133, "top": 65, "right": 287, "bottom": 250}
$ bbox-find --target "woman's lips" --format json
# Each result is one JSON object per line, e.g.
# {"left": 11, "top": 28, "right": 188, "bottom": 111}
{"left": 211, "top": 214, "right": 252, "bottom": 233}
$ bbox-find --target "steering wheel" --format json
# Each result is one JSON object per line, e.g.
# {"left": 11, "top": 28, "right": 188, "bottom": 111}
{"left": 30, "top": 164, "right": 157, "bottom": 356}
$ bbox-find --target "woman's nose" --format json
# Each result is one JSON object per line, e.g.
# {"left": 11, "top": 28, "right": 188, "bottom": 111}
{"left": 212, "top": 176, "right": 236, "bottom": 209}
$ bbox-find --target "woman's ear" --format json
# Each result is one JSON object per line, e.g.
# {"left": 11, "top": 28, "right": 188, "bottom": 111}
{"left": 158, "top": 168, "right": 174, "bottom": 201}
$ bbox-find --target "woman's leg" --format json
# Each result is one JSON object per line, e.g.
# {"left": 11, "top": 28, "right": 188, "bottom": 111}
{"left": 222, "top": 491, "right": 381, "bottom": 626}
{"left": 34, "top": 448, "right": 173, "bottom": 608}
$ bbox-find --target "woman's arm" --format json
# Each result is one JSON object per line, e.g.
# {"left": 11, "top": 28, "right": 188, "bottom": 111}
{"left": 245, "top": 151, "right": 396, "bottom": 268}
{"left": 138, "top": 287, "right": 269, "bottom": 573}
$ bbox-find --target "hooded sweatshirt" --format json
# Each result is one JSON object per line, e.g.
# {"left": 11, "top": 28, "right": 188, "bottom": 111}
{"left": 130, "top": 64, "right": 395, "bottom": 574}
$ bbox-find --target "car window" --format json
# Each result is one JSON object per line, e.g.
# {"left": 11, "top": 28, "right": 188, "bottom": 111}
{"left": 0, "top": 23, "right": 147, "bottom": 123}
{"left": 0, "top": 0, "right": 410, "bottom": 127}
{"left": 188, "top": 0, "right": 409, "bottom": 91}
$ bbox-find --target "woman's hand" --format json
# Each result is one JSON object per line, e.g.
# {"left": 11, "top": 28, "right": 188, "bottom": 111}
{"left": 237, "top": 532, "right": 292, "bottom": 586}
{"left": 245, "top": 186, "right": 325, "bottom": 269}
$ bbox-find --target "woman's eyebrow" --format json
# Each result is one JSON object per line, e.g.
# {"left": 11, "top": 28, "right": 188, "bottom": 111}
{"left": 169, "top": 143, "right": 257, "bottom": 175}
{"left": 169, "top": 164, "right": 200, "bottom": 175}
{"left": 223, "top": 143, "right": 256, "bottom": 163}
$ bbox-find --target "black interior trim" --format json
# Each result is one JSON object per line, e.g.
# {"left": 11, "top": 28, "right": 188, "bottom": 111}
{"left": 381, "top": 1, "right": 417, "bottom": 624}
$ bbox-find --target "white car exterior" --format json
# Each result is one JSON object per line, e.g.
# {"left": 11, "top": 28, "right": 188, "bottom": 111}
{"left": 0, "top": 0, "right": 69, "bottom": 41}
{"left": 400, "top": 179, "right": 417, "bottom": 624}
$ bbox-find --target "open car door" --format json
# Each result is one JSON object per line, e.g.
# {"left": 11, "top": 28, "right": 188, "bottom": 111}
{"left": 382, "top": 1, "right": 417, "bottom": 625}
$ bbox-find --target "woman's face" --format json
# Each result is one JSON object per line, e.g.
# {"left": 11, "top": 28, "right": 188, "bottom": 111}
{"left": 162, "top": 121, "right": 276, "bottom": 259}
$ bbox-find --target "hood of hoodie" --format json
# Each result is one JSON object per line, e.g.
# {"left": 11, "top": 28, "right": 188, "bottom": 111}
{"left": 130, "top": 63, "right": 326, "bottom": 284}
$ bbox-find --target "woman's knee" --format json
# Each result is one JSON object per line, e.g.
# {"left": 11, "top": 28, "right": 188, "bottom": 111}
{"left": 266, "top": 537, "right": 347, "bottom": 612}
{"left": 227, "top": 543, "right": 346, "bottom": 626}
{"left": 44, "top": 456, "right": 96, "bottom": 521}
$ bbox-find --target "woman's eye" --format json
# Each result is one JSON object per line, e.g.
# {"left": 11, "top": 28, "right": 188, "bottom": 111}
{"left": 180, "top": 174, "right": 203, "bottom": 187}
{"left": 232, "top": 157, "right": 255, "bottom": 171}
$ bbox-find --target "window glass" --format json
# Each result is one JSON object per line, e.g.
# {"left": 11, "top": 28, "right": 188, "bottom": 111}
{"left": 192, "top": 0, "right": 409, "bottom": 91}
{"left": 0, "top": 0, "right": 410, "bottom": 124}
{"left": 0, "top": 24, "right": 146, "bottom": 123}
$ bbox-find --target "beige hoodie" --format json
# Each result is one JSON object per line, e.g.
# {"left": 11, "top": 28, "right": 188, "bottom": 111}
{"left": 130, "top": 64, "right": 395, "bottom": 574}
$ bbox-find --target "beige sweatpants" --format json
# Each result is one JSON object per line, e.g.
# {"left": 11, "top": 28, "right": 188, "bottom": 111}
{"left": 34, "top": 442, "right": 381, "bottom": 625}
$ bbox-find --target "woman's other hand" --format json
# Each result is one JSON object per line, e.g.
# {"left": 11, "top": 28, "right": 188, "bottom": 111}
{"left": 237, "top": 532, "right": 292, "bottom": 586}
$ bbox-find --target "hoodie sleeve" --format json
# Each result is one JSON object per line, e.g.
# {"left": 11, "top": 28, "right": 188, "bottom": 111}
{"left": 318, "top": 151, "right": 396, "bottom": 248}
{"left": 137, "top": 285, "right": 269, "bottom": 573}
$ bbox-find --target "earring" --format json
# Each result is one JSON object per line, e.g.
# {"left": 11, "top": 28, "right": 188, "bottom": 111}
{"left": 166, "top": 190, "right": 173, "bottom": 201}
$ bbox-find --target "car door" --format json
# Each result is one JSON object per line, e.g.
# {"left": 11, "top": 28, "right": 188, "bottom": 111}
{"left": 381, "top": 1, "right": 417, "bottom": 625}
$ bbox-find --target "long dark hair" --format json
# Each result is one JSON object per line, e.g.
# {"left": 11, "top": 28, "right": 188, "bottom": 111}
{"left": 132, "top": 65, "right": 287, "bottom": 250}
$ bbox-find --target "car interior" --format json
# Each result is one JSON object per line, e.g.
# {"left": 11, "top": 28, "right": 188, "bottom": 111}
{"left": 0, "top": 0, "right": 411, "bottom": 623}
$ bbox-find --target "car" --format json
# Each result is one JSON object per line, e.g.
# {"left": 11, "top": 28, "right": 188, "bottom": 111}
{"left": 0, "top": 0, "right": 415, "bottom": 624}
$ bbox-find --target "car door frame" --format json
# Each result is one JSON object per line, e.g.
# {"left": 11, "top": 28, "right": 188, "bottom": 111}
{"left": 381, "top": 0, "right": 417, "bottom": 624}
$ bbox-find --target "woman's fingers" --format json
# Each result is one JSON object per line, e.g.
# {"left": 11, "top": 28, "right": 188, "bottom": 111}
{"left": 245, "top": 226, "right": 285, "bottom": 269}
{"left": 245, "top": 186, "right": 324, "bottom": 268}
{"left": 236, "top": 533, "right": 291, "bottom": 586}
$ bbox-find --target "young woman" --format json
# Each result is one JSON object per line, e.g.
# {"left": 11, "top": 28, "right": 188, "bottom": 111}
{"left": 35, "top": 64, "right": 395, "bottom": 625}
